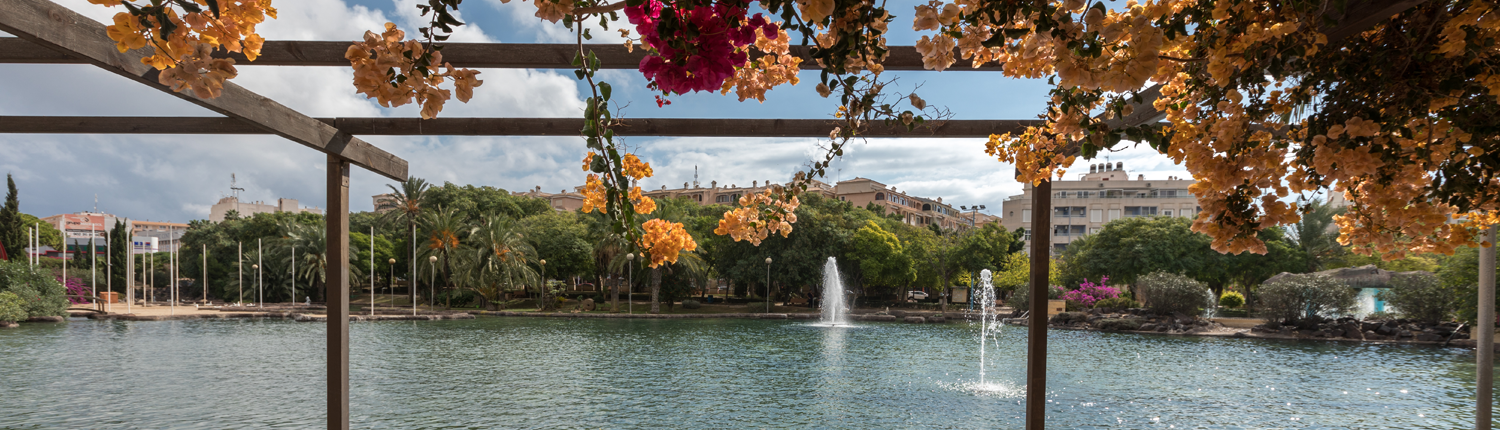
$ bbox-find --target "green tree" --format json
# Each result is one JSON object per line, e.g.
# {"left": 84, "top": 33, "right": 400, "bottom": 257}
{"left": 0, "top": 174, "right": 19, "bottom": 261}
{"left": 1287, "top": 198, "right": 1346, "bottom": 272}
{"left": 419, "top": 206, "right": 471, "bottom": 308}
{"left": 108, "top": 218, "right": 130, "bottom": 294}
{"left": 379, "top": 177, "right": 431, "bottom": 305}
{"left": 18, "top": 213, "right": 63, "bottom": 251}
{"left": 847, "top": 220, "right": 912, "bottom": 299}
{"left": 519, "top": 211, "right": 594, "bottom": 284}
{"left": 1061, "top": 216, "right": 1303, "bottom": 298}
{"left": 349, "top": 230, "right": 397, "bottom": 303}
{"left": 1439, "top": 246, "right": 1500, "bottom": 324}
{"left": 469, "top": 215, "right": 539, "bottom": 310}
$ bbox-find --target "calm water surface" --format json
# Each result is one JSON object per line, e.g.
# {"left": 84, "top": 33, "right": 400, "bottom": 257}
{"left": 1, "top": 317, "right": 1495, "bottom": 429}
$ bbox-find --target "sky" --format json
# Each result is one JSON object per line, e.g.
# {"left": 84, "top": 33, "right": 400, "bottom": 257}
{"left": 0, "top": 0, "right": 1189, "bottom": 224}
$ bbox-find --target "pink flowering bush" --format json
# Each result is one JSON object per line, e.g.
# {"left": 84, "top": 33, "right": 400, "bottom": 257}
{"left": 1060, "top": 276, "right": 1121, "bottom": 308}
{"left": 626, "top": 0, "right": 778, "bottom": 95}
{"left": 60, "top": 277, "right": 89, "bottom": 305}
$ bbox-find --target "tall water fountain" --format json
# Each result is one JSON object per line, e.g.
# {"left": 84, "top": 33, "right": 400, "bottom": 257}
{"left": 820, "top": 257, "right": 849, "bottom": 326}
{"left": 1203, "top": 288, "right": 1219, "bottom": 319}
{"left": 977, "top": 269, "right": 1000, "bottom": 384}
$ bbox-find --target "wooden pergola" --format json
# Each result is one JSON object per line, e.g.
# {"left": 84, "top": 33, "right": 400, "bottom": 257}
{"left": 1, "top": 0, "right": 1472, "bottom": 429}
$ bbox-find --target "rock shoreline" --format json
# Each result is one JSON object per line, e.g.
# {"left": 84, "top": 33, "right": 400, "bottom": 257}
{"left": 1004, "top": 309, "right": 1500, "bottom": 351}
{"left": 63, "top": 311, "right": 474, "bottom": 322}
{"left": 472, "top": 309, "right": 975, "bottom": 323}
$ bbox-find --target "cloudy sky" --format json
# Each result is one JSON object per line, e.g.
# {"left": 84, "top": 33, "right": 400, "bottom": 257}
{"left": 0, "top": 0, "right": 1188, "bottom": 223}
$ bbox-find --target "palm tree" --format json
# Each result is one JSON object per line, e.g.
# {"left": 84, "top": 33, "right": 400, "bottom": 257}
{"left": 470, "top": 215, "right": 539, "bottom": 310}
{"left": 662, "top": 250, "right": 712, "bottom": 311}
{"left": 1288, "top": 198, "right": 1346, "bottom": 272}
{"left": 279, "top": 222, "right": 329, "bottom": 301}
{"left": 381, "top": 177, "right": 430, "bottom": 305}
{"left": 419, "top": 206, "right": 469, "bottom": 308}
{"left": 594, "top": 233, "right": 629, "bottom": 312}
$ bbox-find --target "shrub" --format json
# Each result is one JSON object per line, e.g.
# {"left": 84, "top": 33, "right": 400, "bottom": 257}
{"left": 1219, "top": 291, "right": 1246, "bottom": 308}
{"left": 745, "top": 302, "right": 770, "bottom": 312}
{"left": 1094, "top": 297, "right": 1140, "bottom": 310}
{"left": 0, "top": 291, "right": 26, "bottom": 323}
{"left": 1060, "top": 277, "right": 1122, "bottom": 308}
{"left": 1137, "top": 271, "right": 1209, "bottom": 316}
{"left": 0, "top": 260, "right": 68, "bottom": 318}
{"left": 1376, "top": 272, "right": 1454, "bottom": 323}
{"left": 681, "top": 299, "right": 701, "bottom": 310}
{"left": 1009, "top": 284, "right": 1064, "bottom": 312}
{"left": 1257, "top": 274, "right": 1356, "bottom": 324}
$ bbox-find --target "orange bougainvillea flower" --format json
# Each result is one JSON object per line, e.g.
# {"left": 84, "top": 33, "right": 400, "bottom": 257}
{"left": 639, "top": 218, "right": 698, "bottom": 268}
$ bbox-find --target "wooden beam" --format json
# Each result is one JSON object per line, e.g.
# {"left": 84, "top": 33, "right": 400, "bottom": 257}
{"left": 0, "top": 37, "right": 1000, "bottom": 71}
{"left": 0, "top": 0, "right": 408, "bottom": 181}
{"left": 325, "top": 155, "right": 351, "bottom": 430}
{"left": 0, "top": 116, "right": 1045, "bottom": 138}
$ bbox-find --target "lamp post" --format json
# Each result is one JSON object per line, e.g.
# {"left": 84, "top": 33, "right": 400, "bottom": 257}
{"left": 764, "top": 257, "right": 772, "bottom": 313}
{"left": 388, "top": 258, "right": 397, "bottom": 312}
{"left": 428, "top": 255, "right": 437, "bottom": 308}
{"left": 252, "top": 264, "right": 260, "bottom": 309}
{"left": 539, "top": 259, "right": 547, "bottom": 311}
{"left": 290, "top": 244, "right": 297, "bottom": 306}
{"left": 625, "top": 253, "right": 635, "bottom": 314}
{"left": 237, "top": 242, "right": 242, "bottom": 306}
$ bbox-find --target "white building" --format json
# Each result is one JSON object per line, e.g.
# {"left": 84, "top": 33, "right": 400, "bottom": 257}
{"left": 209, "top": 197, "right": 322, "bottom": 222}
{"left": 1001, "top": 163, "right": 1199, "bottom": 254}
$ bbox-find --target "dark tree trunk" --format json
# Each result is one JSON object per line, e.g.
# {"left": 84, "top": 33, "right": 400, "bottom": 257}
{"left": 650, "top": 267, "right": 661, "bottom": 314}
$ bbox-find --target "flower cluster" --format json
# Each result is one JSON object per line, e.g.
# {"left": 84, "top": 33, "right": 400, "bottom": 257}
{"left": 714, "top": 189, "right": 800, "bottom": 245}
{"left": 1060, "top": 277, "right": 1121, "bottom": 308}
{"left": 626, "top": 0, "right": 780, "bottom": 94}
{"left": 346, "top": 23, "right": 483, "bottom": 119}
{"left": 639, "top": 218, "right": 699, "bottom": 268}
{"left": 720, "top": 28, "right": 802, "bottom": 102}
{"left": 95, "top": 0, "right": 275, "bottom": 98}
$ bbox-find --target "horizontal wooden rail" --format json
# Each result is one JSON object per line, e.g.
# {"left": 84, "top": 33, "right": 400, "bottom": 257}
{"left": 0, "top": 38, "right": 999, "bottom": 71}
{"left": 0, "top": 116, "right": 1042, "bottom": 138}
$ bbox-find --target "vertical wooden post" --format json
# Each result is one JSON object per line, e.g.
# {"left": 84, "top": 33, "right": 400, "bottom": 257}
{"left": 1479, "top": 225, "right": 1496, "bottom": 430}
{"left": 326, "top": 155, "right": 351, "bottom": 430}
{"left": 1026, "top": 178, "right": 1051, "bottom": 430}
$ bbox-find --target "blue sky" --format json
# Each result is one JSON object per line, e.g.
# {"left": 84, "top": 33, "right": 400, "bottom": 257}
{"left": 0, "top": 0, "right": 1188, "bottom": 223}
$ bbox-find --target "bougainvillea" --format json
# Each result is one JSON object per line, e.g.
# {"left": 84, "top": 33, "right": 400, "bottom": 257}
{"left": 625, "top": 0, "right": 781, "bottom": 95}
{"left": 1060, "top": 276, "right": 1121, "bottom": 308}
{"left": 94, "top": 0, "right": 274, "bottom": 98}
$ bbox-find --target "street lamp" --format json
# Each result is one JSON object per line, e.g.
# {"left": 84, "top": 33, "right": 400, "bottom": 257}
{"left": 252, "top": 264, "right": 260, "bottom": 308}
{"left": 960, "top": 205, "right": 987, "bottom": 228}
{"left": 765, "top": 257, "right": 773, "bottom": 314}
{"left": 428, "top": 255, "right": 438, "bottom": 308}
{"left": 389, "top": 258, "right": 397, "bottom": 312}
{"left": 625, "top": 253, "right": 635, "bottom": 314}
{"left": 539, "top": 259, "right": 547, "bottom": 310}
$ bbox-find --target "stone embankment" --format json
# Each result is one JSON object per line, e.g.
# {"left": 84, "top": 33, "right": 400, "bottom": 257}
{"left": 1005, "top": 308, "right": 1498, "bottom": 351}
{"left": 474, "top": 308, "right": 972, "bottom": 322}
{"left": 63, "top": 310, "right": 473, "bottom": 322}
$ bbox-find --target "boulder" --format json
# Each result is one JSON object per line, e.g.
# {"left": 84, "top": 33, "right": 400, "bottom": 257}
{"left": 1265, "top": 320, "right": 1282, "bottom": 330}
{"left": 1279, "top": 327, "right": 1295, "bottom": 336}
{"left": 1397, "top": 330, "right": 1413, "bottom": 338}
{"left": 1156, "top": 324, "right": 1170, "bottom": 332}
{"left": 1051, "top": 312, "right": 1088, "bottom": 325}
{"left": 928, "top": 316, "right": 947, "bottom": 323}
{"left": 26, "top": 316, "right": 65, "bottom": 323}
{"left": 1376, "top": 324, "right": 1398, "bottom": 336}
{"left": 1361, "top": 322, "right": 1381, "bottom": 332}
{"left": 904, "top": 316, "right": 926, "bottom": 324}
{"left": 1139, "top": 323, "right": 1158, "bottom": 332}
{"left": 1416, "top": 333, "right": 1442, "bottom": 342}
{"left": 1341, "top": 322, "right": 1364, "bottom": 340}
{"left": 1095, "top": 318, "right": 1143, "bottom": 331}
{"left": 0, "top": 321, "right": 17, "bottom": 328}
{"left": 891, "top": 310, "right": 908, "bottom": 318}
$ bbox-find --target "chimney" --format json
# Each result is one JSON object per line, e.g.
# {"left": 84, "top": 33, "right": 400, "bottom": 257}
{"left": 753, "top": 180, "right": 758, "bottom": 187}
{"left": 1090, "top": 164, "right": 1097, "bottom": 173}
{"left": 711, "top": 180, "right": 717, "bottom": 188}
{"left": 1138, "top": 174, "right": 1144, "bottom": 181}
{"left": 1116, "top": 162, "right": 1123, "bottom": 171}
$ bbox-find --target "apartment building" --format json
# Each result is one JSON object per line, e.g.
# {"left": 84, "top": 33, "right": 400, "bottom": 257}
{"left": 511, "top": 186, "right": 586, "bottom": 212}
{"left": 209, "top": 197, "right": 322, "bottom": 222}
{"left": 835, "top": 178, "right": 969, "bottom": 230}
{"left": 1001, "top": 162, "right": 1199, "bottom": 253}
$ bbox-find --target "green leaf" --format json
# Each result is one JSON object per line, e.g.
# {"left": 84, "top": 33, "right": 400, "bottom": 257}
{"left": 599, "top": 82, "right": 613, "bottom": 101}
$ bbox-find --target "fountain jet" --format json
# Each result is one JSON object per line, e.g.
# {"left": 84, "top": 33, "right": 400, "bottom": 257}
{"left": 821, "top": 257, "right": 849, "bottom": 326}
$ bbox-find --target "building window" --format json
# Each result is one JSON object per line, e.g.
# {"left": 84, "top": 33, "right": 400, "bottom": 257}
{"left": 1163, "top": 210, "right": 1173, "bottom": 216}
{"left": 1124, "top": 206, "right": 1158, "bottom": 217}
{"left": 1090, "top": 209, "right": 1102, "bottom": 223}
{"left": 1009, "top": 211, "right": 1014, "bottom": 217}
{"left": 1022, "top": 209, "right": 1032, "bottom": 223}
{"left": 876, "top": 193, "right": 885, "bottom": 201}
{"left": 716, "top": 195, "right": 732, "bottom": 203}
{"left": 1108, "top": 209, "right": 1121, "bottom": 221}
